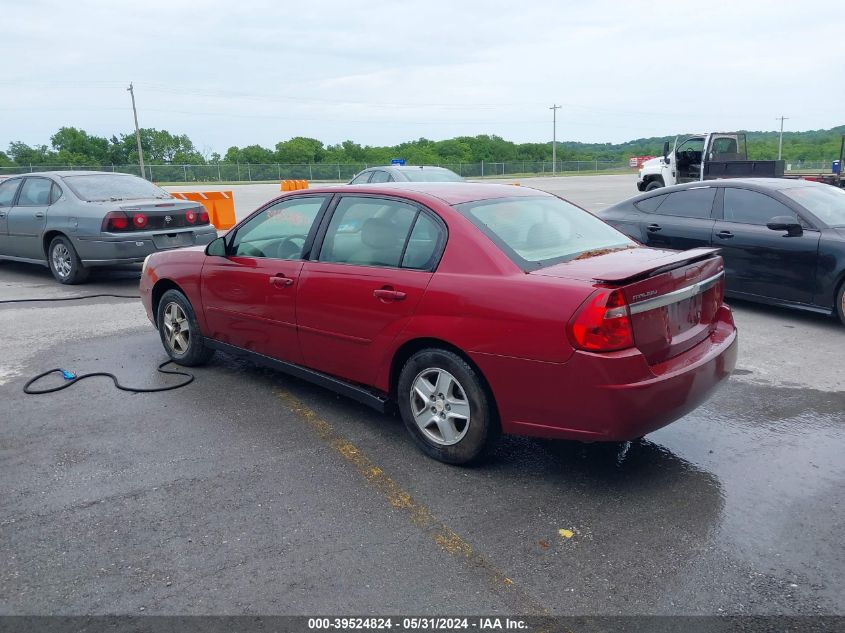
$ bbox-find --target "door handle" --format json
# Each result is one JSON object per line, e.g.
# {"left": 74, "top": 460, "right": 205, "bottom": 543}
{"left": 646, "top": 223, "right": 662, "bottom": 232}
{"left": 716, "top": 230, "right": 734, "bottom": 239}
{"left": 269, "top": 274, "right": 295, "bottom": 287}
{"left": 373, "top": 288, "right": 406, "bottom": 302}
{"left": 35, "top": 211, "right": 45, "bottom": 218}
{"left": 0, "top": 212, "right": 6, "bottom": 218}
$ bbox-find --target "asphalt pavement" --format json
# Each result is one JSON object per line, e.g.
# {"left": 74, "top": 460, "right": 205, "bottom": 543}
{"left": 1, "top": 175, "right": 843, "bottom": 616}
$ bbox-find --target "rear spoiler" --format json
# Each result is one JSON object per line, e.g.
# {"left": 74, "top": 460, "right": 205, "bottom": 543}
{"left": 592, "top": 248, "right": 721, "bottom": 284}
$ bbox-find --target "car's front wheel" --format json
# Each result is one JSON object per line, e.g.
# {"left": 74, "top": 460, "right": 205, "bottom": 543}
{"left": 48, "top": 236, "right": 89, "bottom": 284}
{"left": 156, "top": 289, "right": 214, "bottom": 366}
{"left": 397, "top": 348, "right": 497, "bottom": 464}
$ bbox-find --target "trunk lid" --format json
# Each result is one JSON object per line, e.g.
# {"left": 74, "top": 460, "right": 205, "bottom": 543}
{"left": 534, "top": 247, "right": 726, "bottom": 364}
{"left": 117, "top": 198, "right": 207, "bottom": 231}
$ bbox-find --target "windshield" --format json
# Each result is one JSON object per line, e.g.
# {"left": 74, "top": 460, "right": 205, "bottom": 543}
{"left": 63, "top": 174, "right": 171, "bottom": 202}
{"left": 454, "top": 196, "right": 635, "bottom": 269}
{"left": 401, "top": 169, "right": 463, "bottom": 182}
{"left": 781, "top": 185, "right": 845, "bottom": 227}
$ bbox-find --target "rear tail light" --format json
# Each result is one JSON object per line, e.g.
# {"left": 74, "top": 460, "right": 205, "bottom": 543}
{"left": 102, "top": 211, "right": 129, "bottom": 231}
{"left": 567, "top": 288, "right": 634, "bottom": 352}
{"left": 185, "top": 210, "right": 197, "bottom": 224}
{"left": 198, "top": 210, "right": 210, "bottom": 224}
{"left": 132, "top": 213, "right": 148, "bottom": 229}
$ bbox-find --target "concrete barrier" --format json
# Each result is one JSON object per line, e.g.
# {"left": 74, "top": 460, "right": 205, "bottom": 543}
{"left": 281, "top": 180, "right": 309, "bottom": 191}
{"left": 170, "top": 191, "right": 236, "bottom": 229}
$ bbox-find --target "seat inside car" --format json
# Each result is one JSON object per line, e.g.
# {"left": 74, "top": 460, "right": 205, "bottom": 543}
{"left": 348, "top": 217, "right": 404, "bottom": 266}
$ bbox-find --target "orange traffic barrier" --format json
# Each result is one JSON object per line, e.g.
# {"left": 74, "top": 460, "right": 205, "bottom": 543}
{"left": 280, "top": 179, "right": 309, "bottom": 191}
{"left": 170, "top": 190, "right": 236, "bottom": 230}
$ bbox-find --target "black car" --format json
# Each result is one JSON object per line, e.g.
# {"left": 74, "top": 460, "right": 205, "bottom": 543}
{"left": 599, "top": 178, "right": 845, "bottom": 325}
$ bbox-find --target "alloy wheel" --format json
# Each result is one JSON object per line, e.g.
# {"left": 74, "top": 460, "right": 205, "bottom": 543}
{"left": 51, "top": 243, "right": 72, "bottom": 278}
{"left": 410, "top": 368, "right": 471, "bottom": 445}
{"left": 162, "top": 302, "right": 191, "bottom": 355}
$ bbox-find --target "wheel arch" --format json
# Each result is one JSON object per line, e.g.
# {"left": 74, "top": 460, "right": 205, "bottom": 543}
{"left": 151, "top": 279, "right": 187, "bottom": 327}
{"left": 388, "top": 337, "right": 500, "bottom": 425}
{"left": 42, "top": 230, "right": 69, "bottom": 259}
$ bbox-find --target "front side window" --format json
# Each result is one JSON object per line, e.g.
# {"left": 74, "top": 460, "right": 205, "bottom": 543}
{"left": 230, "top": 196, "right": 327, "bottom": 259}
{"left": 723, "top": 188, "right": 798, "bottom": 225}
{"left": 350, "top": 171, "right": 372, "bottom": 184}
{"left": 17, "top": 178, "right": 53, "bottom": 206}
{"left": 0, "top": 178, "right": 21, "bottom": 206}
{"left": 455, "top": 196, "right": 634, "bottom": 270}
{"left": 319, "top": 196, "right": 425, "bottom": 268}
{"left": 652, "top": 188, "right": 716, "bottom": 219}
{"left": 781, "top": 185, "right": 845, "bottom": 228}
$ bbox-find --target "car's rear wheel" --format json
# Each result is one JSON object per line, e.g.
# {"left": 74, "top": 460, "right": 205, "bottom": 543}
{"left": 48, "top": 236, "right": 89, "bottom": 284}
{"left": 397, "top": 348, "right": 497, "bottom": 464}
{"left": 645, "top": 180, "right": 663, "bottom": 191}
{"left": 836, "top": 282, "right": 845, "bottom": 327}
{"left": 156, "top": 289, "right": 214, "bottom": 366}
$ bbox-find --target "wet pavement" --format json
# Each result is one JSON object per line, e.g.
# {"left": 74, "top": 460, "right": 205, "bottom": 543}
{"left": 1, "top": 175, "right": 843, "bottom": 615}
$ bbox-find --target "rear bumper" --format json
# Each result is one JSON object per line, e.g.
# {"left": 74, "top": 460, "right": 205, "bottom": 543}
{"left": 471, "top": 308, "right": 738, "bottom": 441}
{"left": 73, "top": 229, "right": 216, "bottom": 266}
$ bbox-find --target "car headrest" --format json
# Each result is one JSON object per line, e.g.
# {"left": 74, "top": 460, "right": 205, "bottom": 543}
{"left": 526, "top": 222, "right": 563, "bottom": 249}
{"left": 361, "top": 217, "right": 399, "bottom": 249}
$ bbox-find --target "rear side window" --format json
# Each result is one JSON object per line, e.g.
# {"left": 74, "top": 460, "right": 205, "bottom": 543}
{"left": 0, "top": 178, "right": 21, "bottom": 206}
{"left": 50, "top": 183, "right": 63, "bottom": 204}
{"left": 402, "top": 212, "right": 443, "bottom": 270}
{"left": 723, "top": 188, "right": 798, "bottom": 225}
{"left": 635, "top": 194, "right": 668, "bottom": 213}
{"left": 319, "top": 196, "right": 421, "bottom": 268}
{"left": 17, "top": 178, "right": 53, "bottom": 206}
{"left": 652, "top": 188, "right": 716, "bottom": 219}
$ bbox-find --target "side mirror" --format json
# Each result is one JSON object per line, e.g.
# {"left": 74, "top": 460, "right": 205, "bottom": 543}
{"left": 766, "top": 216, "right": 803, "bottom": 237}
{"left": 662, "top": 141, "right": 670, "bottom": 161}
{"left": 206, "top": 236, "right": 228, "bottom": 256}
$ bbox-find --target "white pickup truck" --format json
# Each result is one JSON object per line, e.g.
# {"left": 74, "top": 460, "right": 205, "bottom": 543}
{"left": 636, "top": 132, "right": 785, "bottom": 191}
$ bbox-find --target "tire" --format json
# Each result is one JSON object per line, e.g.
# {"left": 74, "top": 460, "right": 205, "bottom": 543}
{"left": 397, "top": 348, "right": 498, "bottom": 464}
{"left": 836, "top": 282, "right": 845, "bottom": 327}
{"left": 47, "top": 235, "right": 90, "bottom": 284}
{"left": 645, "top": 180, "right": 663, "bottom": 191}
{"left": 156, "top": 289, "right": 214, "bottom": 366}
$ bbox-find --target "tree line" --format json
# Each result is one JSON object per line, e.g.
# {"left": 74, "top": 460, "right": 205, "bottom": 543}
{"left": 2, "top": 124, "right": 843, "bottom": 169}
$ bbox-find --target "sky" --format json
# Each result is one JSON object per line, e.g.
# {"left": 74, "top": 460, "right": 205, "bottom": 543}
{"left": 1, "top": 0, "right": 843, "bottom": 156}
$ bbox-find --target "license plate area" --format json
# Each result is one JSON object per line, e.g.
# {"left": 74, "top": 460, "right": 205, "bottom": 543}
{"left": 153, "top": 232, "right": 193, "bottom": 249}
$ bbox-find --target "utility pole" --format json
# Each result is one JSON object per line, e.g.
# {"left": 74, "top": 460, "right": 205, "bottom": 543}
{"left": 550, "top": 104, "right": 561, "bottom": 175}
{"left": 127, "top": 82, "right": 146, "bottom": 179}
{"left": 776, "top": 115, "right": 789, "bottom": 160}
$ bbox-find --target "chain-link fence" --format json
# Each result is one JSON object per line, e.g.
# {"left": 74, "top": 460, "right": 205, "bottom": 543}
{"left": 0, "top": 161, "right": 632, "bottom": 183}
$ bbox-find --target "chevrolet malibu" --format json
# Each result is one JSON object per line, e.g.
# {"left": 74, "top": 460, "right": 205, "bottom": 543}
{"left": 0, "top": 171, "right": 217, "bottom": 283}
{"left": 140, "top": 183, "right": 738, "bottom": 464}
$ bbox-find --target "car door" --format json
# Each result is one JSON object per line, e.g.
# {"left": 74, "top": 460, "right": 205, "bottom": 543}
{"left": 712, "top": 186, "right": 820, "bottom": 303}
{"left": 6, "top": 176, "right": 53, "bottom": 259}
{"left": 200, "top": 194, "right": 332, "bottom": 363}
{"left": 297, "top": 194, "right": 445, "bottom": 385}
{"left": 635, "top": 186, "right": 717, "bottom": 250}
{"left": 0, "top": 177, "right": 23, "bottom": 254}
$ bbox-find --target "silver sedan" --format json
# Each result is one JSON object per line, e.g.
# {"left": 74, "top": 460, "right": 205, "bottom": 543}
{"left": 0, "top": 171, "right": 217, "bottom": 283}
{"left": 349, "top": 165, "right": 463, "bottom": 184}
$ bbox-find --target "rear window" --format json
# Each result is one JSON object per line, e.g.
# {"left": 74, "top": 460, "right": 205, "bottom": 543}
{"left": 454, "top": 196, "right": 634, "bottom": 270}
{"left": 781, "top": 185, "right": 845, "bottom": 227}
{"left": 62, "top": 174, "right": 171, "bottom": 202}
{"left": 400, "top": 169, "right": 463, "bottom": 182}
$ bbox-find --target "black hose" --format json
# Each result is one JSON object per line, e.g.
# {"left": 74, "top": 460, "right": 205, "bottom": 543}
{"left": 0, "top": 294, "right": 139, "bottom": 305}
{"left": 24, "top": 360, "right": 193, "bottom": 395}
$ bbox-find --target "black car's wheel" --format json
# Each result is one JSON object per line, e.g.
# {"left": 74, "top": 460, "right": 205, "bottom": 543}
{"left": 836, "top": 282, "right": 845, "bottom": 327}
{"left": 397, "top": 348, "right": 498, "bottom": 465}
{"left": 156, "top": 289, "right": 214, "bottom": 366}
{"left": 645, "top": 180, "right": 663, "bottom": 191}
{"left": 47, "top": 235, "right": 90, "bottom": 284}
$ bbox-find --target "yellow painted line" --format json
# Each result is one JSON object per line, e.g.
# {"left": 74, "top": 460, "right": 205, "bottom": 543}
{"left": 276, "top": 389, "right": 548, "bottom": 615}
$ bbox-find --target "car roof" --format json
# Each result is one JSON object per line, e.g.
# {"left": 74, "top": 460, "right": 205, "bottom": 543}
{"left": 636, "top": 178, "right": 825, "bottom": 199}
{"left": 2, "top": 170, "right": 136, "bottom": 179}
{"left": 310, "top": 182, "right": 548, "bottom": 205}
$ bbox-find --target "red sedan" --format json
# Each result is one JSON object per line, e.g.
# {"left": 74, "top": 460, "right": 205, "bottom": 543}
{"left": 140, "top": 183, "right": 737, "bottom": 464}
